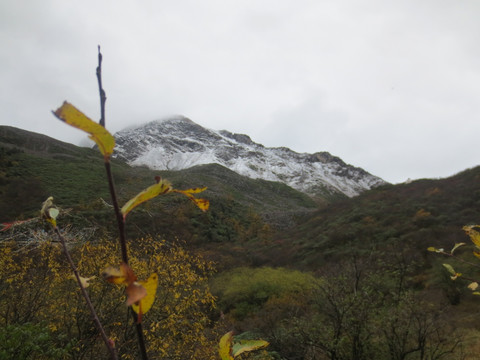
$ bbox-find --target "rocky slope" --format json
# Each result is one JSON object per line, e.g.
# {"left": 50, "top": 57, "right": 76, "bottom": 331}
{"left": 113, "top": 116, "right": 386, "bottom": 198}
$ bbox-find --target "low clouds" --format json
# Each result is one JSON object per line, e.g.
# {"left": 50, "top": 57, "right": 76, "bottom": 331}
{"left": 1, "top": 0, "right": 480, "bottom": 183}
{"left": 262, "top": 93, "right": 349, "bottom": 153}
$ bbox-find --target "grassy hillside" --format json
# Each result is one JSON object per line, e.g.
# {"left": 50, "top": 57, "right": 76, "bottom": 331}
{"left": 4, "top": 125, "right": 480, "bottom": 268}
{"left": 0, "top": 126, "right": 316, "bottom": 256}
{"left": 3, "top": 126, "right": 480, "bottom": 358}
{"left": 0, "top": 126, "right": 131, "bottom": 219}
{"left": 263, "top": 167, "right": 480, "bottom": 269}
{"left": 4, "top": 124, "right": 480, "bottom": 274}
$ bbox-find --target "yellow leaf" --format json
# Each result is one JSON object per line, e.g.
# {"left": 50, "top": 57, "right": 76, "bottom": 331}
{"left": 427, "top": 246, "right": 445, "bottom": 253}
{"left": 474, "top": 251, "right": 480, "bottom": 260}
{"left": 72, "top": 274, "right": 96, "bottom": 288}
{"left": 191, "top": 197, "right": 210, "bottom": 212}
{"left": 40, "top": 197, "right": 58, "bottom": 227}
{"left": 468, "top": 282, "right": 479, "bottom": 291}
{"left": 52, "top": 102, "right": 115, "bottom": 159}
{"left": 450, "top": 273, "right": 461, "bottom": 280}
{"left": 121, "top": 179, "right": 172, "bottom": 219}
{"left": 451, "top": 242, "right": 466, "bottom": 254}
{"left": 463, "top": 225, "right": 480, "bottom": 248}
{"left": 179, "top": 187, "right": 208, "bottom": 194}
{"left": 132, "top": 273, "right": 158, "bottom": 316}
{"left": 48, "top": 208, "right": 59, "bottom": 219}
{"left": 173, "top": 188, "right": 209, "bottom": 212}
{"left": 219, "top": 331, "right": 234, "bottom": 360}
{"left": 40, "top": 196, "right": 54, "bottom": 217}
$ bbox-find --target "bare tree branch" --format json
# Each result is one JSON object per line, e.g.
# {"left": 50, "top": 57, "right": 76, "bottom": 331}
{"left": 53, "top": 226, "right": 118, "bottom": 360}
{"left": 96, "top": 45, "right": 107, "bottom": 128}
{"left": 96, "top": 45, "right": 149, "bottom": 360}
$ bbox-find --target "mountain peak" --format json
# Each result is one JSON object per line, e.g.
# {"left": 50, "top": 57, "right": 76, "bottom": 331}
{"left": 113, "top": 117, "right": 386, "bottom": 198}
{"left": 121, "top": 115, "right": 194, "bottom": 132}
{"left": 218, "top": 130, "right": 255, "bottom": 146}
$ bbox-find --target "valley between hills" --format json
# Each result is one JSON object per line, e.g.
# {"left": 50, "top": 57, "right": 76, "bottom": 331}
{"left": 2, "top": 124, "right": 480, "bottom": 359}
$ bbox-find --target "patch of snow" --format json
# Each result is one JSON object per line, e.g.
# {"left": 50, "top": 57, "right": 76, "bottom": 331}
{"left": 113, "top": 116, "right": 386, "bottom": 197}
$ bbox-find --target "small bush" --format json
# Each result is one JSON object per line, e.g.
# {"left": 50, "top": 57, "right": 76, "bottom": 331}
{"left": 0, "top": 322, "right": 71, "bottom": 360}
{"left": 210, "top": 267, "right": 317, "bottom": 319}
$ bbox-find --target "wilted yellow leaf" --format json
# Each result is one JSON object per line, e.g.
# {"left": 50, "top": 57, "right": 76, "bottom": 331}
{"left": 52, "top": 102, "right": 115, "bottom": 159}
{"left": 463, "top": 225, "right": 480, "bottom": 248}
{"left": 72, "top": 274, "right": 96, "bottom": 288}
{"left": 450, "top": 273, "right": 461, "bottom": 280}
{"left": 40, "top": 197, "right": 53, "bottom": 216}
{"left": 468, "top": 282, "right": 479, "bottom": 291}
{"left": 451, "top": 242, "right": 466, "bottom": 254}
{"left": 219, "top": 331, "right": 234, "bottom": 360}
{"left": 121, "top": 179, "right": 172, "bottom": 219}
{"left": 102, "top": 264, "right": 154, "bottom": 318}
{"left": 125, "top": 282, "right": 147, "bottom": 306}
{"left": 179, "top": 187, "right": 208, "bottom": 194}
{"left": 102, "top": 263, "right": 136, "bottom": 285}
{"left": 173, "top": 188, "right": 209, "bottom": 212}
{"left": 191, "top": 197, "right": 210, "bottom": 212}
{"left": 41, "top": 197, "right": 58, "bottom": 227}
{"left": 131, "top": 273, "right": 158, "bottom": 316}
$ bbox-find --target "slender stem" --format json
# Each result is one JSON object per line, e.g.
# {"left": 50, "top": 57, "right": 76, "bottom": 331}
{"left": 96, "top": 45, "right": 107, "bottom": 128}
{"left": 104, "top": 160, "right": 148, "bottom": 359}
{"left": 104, "top": 161, "right": 128, "bottom": 264}
{"left": 54, "top": 227, "right": 118, "bottom": 360}
{"left": 97, "top": 46, "right": 149, "bottom": 360}
{"left": 438, "top": 250, "right": 480, "bottom": 269}
{"left": 135, "top": 319, "right": 149, "bottom": 359}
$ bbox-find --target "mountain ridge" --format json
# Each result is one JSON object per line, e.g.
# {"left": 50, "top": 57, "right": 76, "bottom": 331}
{"left": 0, "top": 125, "right": 316, "bottom": 226}
{"left": 113, "top": 116, "right": 387, "bottom": 199}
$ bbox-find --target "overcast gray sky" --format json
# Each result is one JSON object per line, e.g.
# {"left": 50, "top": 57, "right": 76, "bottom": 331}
{"left": 1, "top": 0, "right": 480, "bottom": 184}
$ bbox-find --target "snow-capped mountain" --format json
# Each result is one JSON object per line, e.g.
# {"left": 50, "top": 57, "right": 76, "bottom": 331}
{"left": 113, "top": 116, "right": 386, "bottom": 198}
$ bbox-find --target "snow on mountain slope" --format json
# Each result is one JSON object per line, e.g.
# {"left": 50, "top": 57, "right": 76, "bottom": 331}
{"left": 113, "top": 116, "right": 386, "bottom": 198}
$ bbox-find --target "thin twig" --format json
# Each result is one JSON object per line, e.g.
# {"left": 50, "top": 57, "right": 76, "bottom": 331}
{"left": 53, "top": 227, "right": 118, "bottom": 360}
{"left": 104, "top": 162, "right": 129, "bottom": 264}
{"left": 436, "top": 250, "right": 480, "bottom": 270}
{"left": 104, "top": 145, "right": 149, "bottom": 360}
{"left": 96, "top": 46, "right": 149, "bottom": 360}
{"left": 96, "top": 45, "right": 107, "bottom": 127}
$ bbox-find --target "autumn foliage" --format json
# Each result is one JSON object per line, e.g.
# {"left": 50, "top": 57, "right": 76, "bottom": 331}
{"left": 0, "top": 236, "right": 218, "bottom": 359}
{"left": 0, "top": 48, "right": 271, "bottom": 360}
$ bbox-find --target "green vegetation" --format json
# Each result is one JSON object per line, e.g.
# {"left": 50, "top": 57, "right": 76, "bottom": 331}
{"left": 270, "top": 167, "right": 480, "bottom": 269}
{"left": 11, "top": 48, "right": 480, "bottom": 358}
{"left": 211, "top": 260, "right": 464, "bottom": 359}
{"left": 0, "top": 126, "right": 315, "bottom": 245}
{"left": 211, "top": 267, "right": 318, "bottom": 320}
{"left": 4, "top": 125, "right": 480, "bottom": 358}
{"left": 0, "top": 323, "right": 72, "bottom": 360}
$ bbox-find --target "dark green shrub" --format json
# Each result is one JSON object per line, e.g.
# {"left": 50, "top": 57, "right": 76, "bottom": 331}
{"left": 0, "top": 323, "right": 72, "bottom": 360}
{"left": 210, "top": 266, "right": 317, "bottom": 320}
